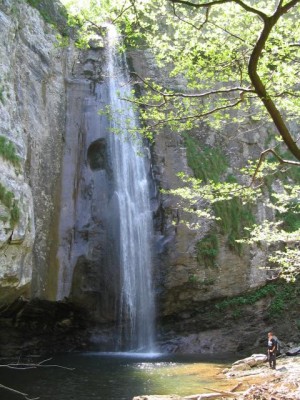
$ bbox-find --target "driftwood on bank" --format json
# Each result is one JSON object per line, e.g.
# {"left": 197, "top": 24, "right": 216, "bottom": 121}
{"left": 184, "top": 391, "right": 243, "bottom": 399}
{"left": 183, "top": 383, "right": 244, "bottom": 400}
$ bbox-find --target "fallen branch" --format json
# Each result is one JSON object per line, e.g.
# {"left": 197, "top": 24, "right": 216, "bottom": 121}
{"left": 0, "top": 383, "right": 39, "bottom": 400}
{"left": 184, "top": 390, "right": 244, "bottom": 399}
{"left": 204, "top": 387, "right": 244, "bottom": 396}
{"left": 0, "top": 358, "right": 74, "bottom": 371}
{"left": 229, "top": 382, "right": 243, "bottom": 392}
{"left": 0, "top": 358, "right": 74, "bottom": 400}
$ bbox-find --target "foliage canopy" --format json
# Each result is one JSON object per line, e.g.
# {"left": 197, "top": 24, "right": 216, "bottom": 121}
{"left": 61, "top": 0, "right": 300, "bottom": 280}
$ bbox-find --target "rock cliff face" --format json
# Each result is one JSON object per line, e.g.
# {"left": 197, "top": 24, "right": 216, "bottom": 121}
{"left": 53, "top": 39, "right": 121, "bottom": 328}
{"left": 128, "top": 53, "right": 269, "bottom": 296}
{"left": 0, "top": 0, "right": 69, "bottom": 303}
{"left": 127, "top": 50, "right": 285, "bottom": 352}
{"left": 1, "top": 0, "right": 297, "bottom": 356}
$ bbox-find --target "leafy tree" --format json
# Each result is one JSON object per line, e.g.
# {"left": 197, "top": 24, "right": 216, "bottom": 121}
{"left": 106, "top": 0, "right": 300, "bottom": 157}
{"left": 62, "top": 0, "right": 300, "bottom": 279}
{"left": 118, "top": 0, "right": 300, "bottom": 279}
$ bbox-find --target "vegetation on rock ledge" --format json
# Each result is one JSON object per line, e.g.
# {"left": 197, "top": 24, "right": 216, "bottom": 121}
{"left": 0, "top": 182, "right": 20, "bottom": 228}
{"left": 214, "top": 280, "right": 300, "bottom": 319}
{"left": 0, "top": 135, "right": 21, "bottom": 168}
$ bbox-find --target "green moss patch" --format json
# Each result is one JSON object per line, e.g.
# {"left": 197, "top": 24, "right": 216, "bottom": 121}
{"left": 196, "top": 233, "right": 219, "bottom": 267}
{"left": 185, "top": 133, "right": 255, "bottom": 254}
{"left": 0, "top": 182, "right": 20, "bottom": 228}
{"left": 213, "top": 198, "right": 255, "bottom": 254}
{"left": 215, "top": 280, "right": 300, "bottom": 320}
{"left": 184, "top": 134, "right": 227, "bottom": 183}
{"left": 0, "top": 136, "right": 21, "bottom": 168}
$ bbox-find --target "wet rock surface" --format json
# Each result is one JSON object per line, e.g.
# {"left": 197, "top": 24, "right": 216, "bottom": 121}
{"left": 0, "top": 298, "right": 90, "bottom": 357}
{"left": 0, "top": 0, "right": 71, "bottom": 301}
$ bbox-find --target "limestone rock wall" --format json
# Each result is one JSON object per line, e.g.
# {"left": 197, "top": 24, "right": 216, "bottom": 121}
{"left": 54, "top": 41, "right": 120, "bottom": 327}
{"left": 128, "top": 49, "right": 275, "bottom": 348}
{"left": 0, "top": 0, "right": 70, "bottom": 303}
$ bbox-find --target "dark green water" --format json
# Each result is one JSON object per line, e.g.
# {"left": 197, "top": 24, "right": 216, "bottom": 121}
{"left": 0, "top": 353, "right": 234, "bottom": 400}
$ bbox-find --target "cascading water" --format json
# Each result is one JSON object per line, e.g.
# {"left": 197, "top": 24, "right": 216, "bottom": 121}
{"left": 106, "top": 26, "right": 156, "bottom": 352}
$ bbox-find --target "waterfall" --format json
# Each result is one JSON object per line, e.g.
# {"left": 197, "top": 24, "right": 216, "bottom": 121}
{"left": 106, "top": 26, "right": 156, "bottom": 352}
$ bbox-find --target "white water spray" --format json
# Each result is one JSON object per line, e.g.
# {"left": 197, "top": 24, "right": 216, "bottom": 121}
{"left": 106, "top": 26, "right": 156, "bottom": 352}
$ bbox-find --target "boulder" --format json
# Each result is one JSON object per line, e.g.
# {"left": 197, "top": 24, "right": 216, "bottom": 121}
{"left": 232, "top": 354, "right": 267, "bottom": 368}
{"left": 286, "top": 347, "right": 300, "bottom": 356}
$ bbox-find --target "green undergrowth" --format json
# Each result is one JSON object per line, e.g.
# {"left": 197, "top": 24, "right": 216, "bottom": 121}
{"left": 279, "top": 207, "right": 300, "bottom": 232}
{"left": 184, "top": 134, "right": 227, "bottom": 182}
{"left": 213, "top": 198, "right": 255, "bottom": 254}
{"left": 214, "top": 280, "right": 299, "bottom": 319}
{"left": 184, "top": 134, "right": 255, "bottom": 255}
{"left": 275, "top": 152, "right": 300, "bottom": 232}
{"left": 266, "top": 149, "right": 300, "bottom": 183}
{"left": 0, "top": 136, "right": 21, "bottom": 168}
{"left": 196, "top": 233, "right": 219, "bottom": 267}
{"left": 0, "top": 182, "right": 20, "bottom": 228}
{"left": 263, "top": 151, "right": 300, "bottom": 232}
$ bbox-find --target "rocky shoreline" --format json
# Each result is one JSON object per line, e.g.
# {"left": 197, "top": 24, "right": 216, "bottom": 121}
{"left": 133, "top": 352, "right": 300, "bottom": 400}
{"left": 224, "top": 352, "right": 300, "bottom": 399}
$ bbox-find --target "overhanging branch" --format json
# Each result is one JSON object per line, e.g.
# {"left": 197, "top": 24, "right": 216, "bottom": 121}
{"left": 251, "top": 148, "right": 300, "bottom": 186}
{"left": 169, "top": 0, "right": 267, "bottom": 21}
{"left": 149, "top": 98, "right": 243, "bottom": 127}
{"left": 112, "top": 4, "right": 133, "bottom": 23}
{"left": 131, "top": 72, "right": 254, "bottom": 99}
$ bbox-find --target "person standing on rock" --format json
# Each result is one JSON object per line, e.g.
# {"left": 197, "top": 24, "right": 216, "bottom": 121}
{"left": 267, "top": 331, "right": 277, "bottom": 369}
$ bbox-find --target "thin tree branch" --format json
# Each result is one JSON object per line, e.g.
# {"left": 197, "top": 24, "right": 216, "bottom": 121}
{"left": 0, "top": 364, "right": 37, "bottom": 370}
{"left": 0, "top": 359, "right": 74, "bottom": 400}
{"left": 251, "top": 148, "right": 300, "bottom": 186}
{"left": 149, "top": 98, "right": 243, "bottom": 127}
{"left": 85, "top": 18, "right": 104, "bottom": 32}
{"left": 0, "top": 358, "right": 74, "bottom": 371}
{"left": 273, "top": 90, "right": 300, "bottom": 98}
{"left": 0, "top": 383, "right": 39, "bottom": 400}
{"left": 171, "top": 1, "right": 210, "bottom": 30}
{"left": 121, "top": 97, "right": 167, "bottom": 108}
{"left": 112, "top": 4, "right": 133, "bottom": 23}
{"left": 208, "top": 20, "right": 246, "bottom": 43}
{"left": 169, "top": 0, "right": 267, "bottom": 21}
{"left": 131, "top": 71, "right": 254, "bottom": 98}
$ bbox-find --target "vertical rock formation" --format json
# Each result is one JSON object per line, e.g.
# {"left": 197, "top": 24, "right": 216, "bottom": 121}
{"left": 0, "top": 0, "right": 69, "bottom": 304}
{"left": 54, "top": 37, "right": 118, "bottom": 327}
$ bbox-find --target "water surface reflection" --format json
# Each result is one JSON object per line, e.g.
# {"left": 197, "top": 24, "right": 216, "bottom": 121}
{"left": 0, "top": 353, "right": 235, "bottom": 400}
